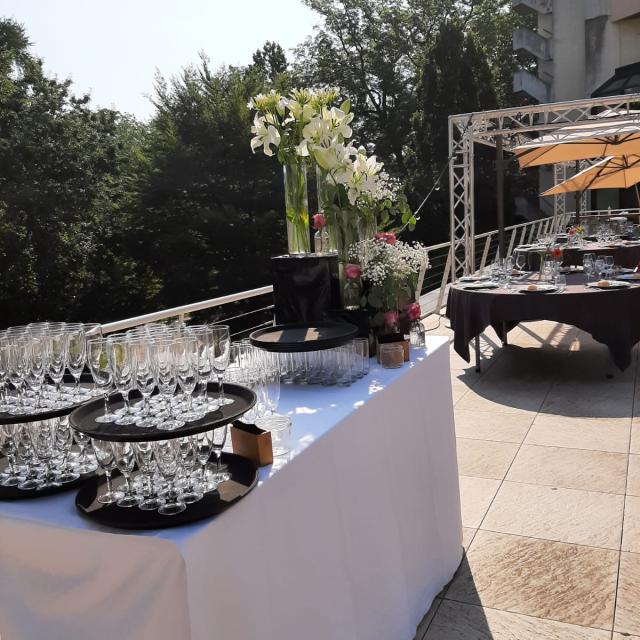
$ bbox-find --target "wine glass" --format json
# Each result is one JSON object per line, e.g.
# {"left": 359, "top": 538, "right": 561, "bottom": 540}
{"left": 173, "top": 337, "right": 199, "bottom": 422}
{"left": 515, "top": 251, "right": 527, "bottom": 273}
{"left": 26, "top": 337, "right": 46, "bottom": 410}
{"left": 211, "top": 425, "right": 231, "bottom": 483}
{"left": 193, "top": 430, "right": 215, "bottom": 491}
{"left": 65, "top": 325, "right": 86, "bottom": 399}
{"left": 0, "top": 341, "right": 11, "bottom": 412}
{"left": 188, "top": 326, "right": 215, "bottom": 412}
{"left": 177, "top": 437, "right": 203, "bottom": 504}
{"left": 54, "top": 418, "right": 80, "bottom": 484}
{"left": 107, "top": 340, "right": 136, "bottom": 426}
{"left": 43, "top": 331, "right": 68, "bottom": 408}
{"left": 154, "top": 439, "right": 186, "bottom": 516}
{"left": 131, "top": 341, "right": 158, "bottom": 429}
{"left": 211, "top": 325, "right": 233, "bottom": 406}
{"left": 30, "top": 420, "right": 60, "bottom": 488}
{"left": 87, "top": 339, "right": 118, "bottom": 423}
{"left": 134, "top": 441, "right": 164, "bottom": 511}
{"left": 91, "top": 439, "right": 123, "bottom": 504}
{"left": 153, "top": 340, "right": 185, "bottom": 431}
{"left": 8, "top": 340, "right": 29, "bottom": 415}
{"left": 0, "top": 424, "right": 23, "bottom": 486}
{"left": 112, "top": 441, "right": 139, "bottom": 507}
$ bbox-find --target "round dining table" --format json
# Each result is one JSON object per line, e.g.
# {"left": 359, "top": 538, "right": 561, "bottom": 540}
{"left": 446, "top": 272, "right": 640, "bottom": 371}
{"left": 514, "top": 241, "right": 640, "bottom": 271}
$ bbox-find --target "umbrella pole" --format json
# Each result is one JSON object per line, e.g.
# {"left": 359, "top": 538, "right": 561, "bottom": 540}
{"left": 574, "top": 161, "right": 581, "bottom": 224}
{"left": 635, "top": 183, "right": 640, "bottom": 209}
{"left": 496, "top": 135, "right": 505, "bottom": 258}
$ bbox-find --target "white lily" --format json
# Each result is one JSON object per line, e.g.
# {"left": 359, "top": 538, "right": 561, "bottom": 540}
{"left": 250, "top": 114, "right": 281, "bottom": 157}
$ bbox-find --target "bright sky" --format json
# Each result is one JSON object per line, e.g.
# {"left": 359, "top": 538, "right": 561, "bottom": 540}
{"left": 1, "top": 0, "right": 319, "bottom": 120}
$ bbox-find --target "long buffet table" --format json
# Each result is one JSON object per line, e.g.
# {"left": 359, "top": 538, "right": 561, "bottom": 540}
{"left": 0, "top": 335, "right": 462, "bottom": 640}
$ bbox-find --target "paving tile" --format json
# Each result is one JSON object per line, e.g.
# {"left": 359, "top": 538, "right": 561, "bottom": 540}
{"left": 631, "top": 419, "right": 640, "bottom": 454}
{"left": 540, "top": 382, "right": 634, "bottom": 419}
{"left": 525, "top": 415, "right": 631, "bottom": 453}
{"left": 456, "top": 384, "right": 548, "bottom": 416}
{"left": 462, "top": 527, "right": 476, "bottom": 551}
{"left": 456, "top": 438, "right": 519, "bottom": 480}
{"left": 482, "top": 481, "right": 624, "bottom": 549}
{"left": 629, "top": 455, "right": 640, "bottom": 496}
{"left": 623, "top": 496, "right": 640, "bottom": 554}
{"left": 458, "top": 476, "right": 500, "bottom": 528}
{"left": 506, "top": 445, "right": 628, "bottom": 494}
{"left": 454, "top": 409, "right": 533, "bottom": 443}
{"left": 425, "top": 600, "right": 610, "bottom": 640}
{"left": 446, "top": 530, "right": 618, "bottom": 629}
{"left": 615, "top": 552, "right": 640, "bottom": 636}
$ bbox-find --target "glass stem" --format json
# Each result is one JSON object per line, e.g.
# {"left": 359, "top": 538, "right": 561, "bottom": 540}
{"left": 103, "top": 393, "right": 110, "bottom": 418}
{"left": 104, "top": 468, "right": 114, "bottom": 496}
{"left": 123, "top": 390, "right": 131, "bottom": 415}
{"left": 201, "top": 380, "right": 208, "bottom": 405}
{"left": 218, "top": 374, "right": 224, "bottom": 403}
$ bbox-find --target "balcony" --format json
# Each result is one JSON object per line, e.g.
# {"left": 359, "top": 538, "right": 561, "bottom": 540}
{"left": 512, "top": 0, "right": 552, "bottom": 15}
{"left": 513, "top": 69, "right": 551, "bottom": 103}
{"left": 513, "top": 27, "right": 552, "bottom": 60}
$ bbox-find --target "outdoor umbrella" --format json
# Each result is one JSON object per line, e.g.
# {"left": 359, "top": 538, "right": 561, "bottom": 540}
{"left": 540, "top": 155, "right": 640, "bottom": 200}
{"left": 513, "top": 118, "right": 640, "bottom": 169}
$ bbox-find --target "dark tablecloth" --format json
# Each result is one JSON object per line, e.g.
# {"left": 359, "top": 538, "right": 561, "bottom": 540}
{"left": 446, "top": 273, "right": 640, "bottom": 370}
{"left": 514, "top": 243, "right": 640, "bottom": 271}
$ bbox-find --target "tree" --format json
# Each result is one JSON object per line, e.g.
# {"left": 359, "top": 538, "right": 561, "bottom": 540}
{"left": 0, "top": 18, "right": 154, "bottom": 326}
{"left": 252, "top": 41, "right": 288, "bottom": 84}
{"left": 130, "top": 55, "right": 286, "bottom": 311}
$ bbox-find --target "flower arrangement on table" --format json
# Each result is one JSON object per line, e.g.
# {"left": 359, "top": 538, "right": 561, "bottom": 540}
{"left": 347, "top": 232, "right": 429, "bottom": 338}
{"left": 567, "top": 225, "right": 585, "bottom": 246}
{"left": 248, "top": 88, "right": 416, "bottom": 257}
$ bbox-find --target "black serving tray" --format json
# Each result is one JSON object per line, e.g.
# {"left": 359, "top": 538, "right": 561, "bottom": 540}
{"left": 69, "top": 382, "right": 255, "bottom": 442}
{"left": 0, "top": 386, "right": 95, "bottom": 426}
{"left": 75, "top": 452, "right": 257, "bottom": 530}
{"left": 249, "top": 322, "right": 358, "bottom": 353}
{"left": 0, "top": 456, "right": 95, "bottom": 500}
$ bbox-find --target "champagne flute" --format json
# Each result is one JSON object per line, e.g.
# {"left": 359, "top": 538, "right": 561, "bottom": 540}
{"left": 107, "top": 339, "right": 136, "bottom": 426}
{"left": 91, "top": 439, "right": 123, "bottom": 504}
{"left": 211, "top": 325, "right": 233, "bottom": 406}
{"left": 87, "top": 339, "right": 118, "bottom": 423}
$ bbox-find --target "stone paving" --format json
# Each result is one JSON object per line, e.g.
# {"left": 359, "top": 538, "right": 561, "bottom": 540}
{"left": 415, "top": 319, "right": 640, "bottom": 640}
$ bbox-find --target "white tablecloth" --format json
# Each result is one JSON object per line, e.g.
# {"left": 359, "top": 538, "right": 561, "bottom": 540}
{"left": 0, "top": 335, "right": 462, "bottom": 640}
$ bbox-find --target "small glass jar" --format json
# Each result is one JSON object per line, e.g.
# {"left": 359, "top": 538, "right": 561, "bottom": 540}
{"left": 343, "top": 279, "right": 361, "bottom": 311}
{"left": 409, "top": 319, "right": 425, "bottom": 347}
{"left": 314, "top": 228, "right": 329, "bottom": 254}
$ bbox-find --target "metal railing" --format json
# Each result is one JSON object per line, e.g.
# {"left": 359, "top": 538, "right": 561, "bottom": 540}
{"left": 100, "top": 208, "right": 628, "bottom": 334}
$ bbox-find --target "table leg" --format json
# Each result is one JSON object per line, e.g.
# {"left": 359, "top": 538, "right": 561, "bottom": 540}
{"left": 502, "top": 322, "right": 508, "bottom": 345}
{"left": 475, "top": 336, "right": 481, "bottom": 373}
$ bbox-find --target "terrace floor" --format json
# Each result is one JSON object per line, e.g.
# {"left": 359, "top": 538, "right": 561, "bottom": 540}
{"left": 415, "top": 318, "right": 640, "bottom": 640}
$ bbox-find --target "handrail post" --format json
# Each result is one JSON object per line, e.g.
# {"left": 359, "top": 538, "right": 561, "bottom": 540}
{"left": 479, "top": 235, "right": 492, "bottom": 271}
{"left": 435, "top": 246, "right": 453, "bottom": 314}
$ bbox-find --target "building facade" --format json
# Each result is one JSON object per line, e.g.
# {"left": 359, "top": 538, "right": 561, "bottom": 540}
{"left": 513, "top": 0, "right": 640, "bottom": 212}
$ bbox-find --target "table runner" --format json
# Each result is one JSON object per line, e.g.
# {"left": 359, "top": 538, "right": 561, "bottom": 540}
{"left": 447, "top": 273, "right": 640, "bottom": 370}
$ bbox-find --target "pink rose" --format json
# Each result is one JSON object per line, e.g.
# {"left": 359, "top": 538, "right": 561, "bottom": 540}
{"left": 405, "top": 302, "right": 421, "bottom": 321}
{"left": 344, "top": 263, "right": 362, "bottom": 280}
{"left": 312, "top": 213, "right": 326, "bottom": 230}
{"left": 375, "top": 231, "right": 397, "bottom": 245}
{"left": 384, "top": 311, "right": 399, "bottom": 328}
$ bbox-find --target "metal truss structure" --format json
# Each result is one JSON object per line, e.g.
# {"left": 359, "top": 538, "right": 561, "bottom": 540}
{"left": 448, "top": 93, "right": 640, "bottom": 279}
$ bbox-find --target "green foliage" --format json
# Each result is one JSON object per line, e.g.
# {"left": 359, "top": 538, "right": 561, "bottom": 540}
{"left": 0, "top": 3, "right": 534, "bottom": 326}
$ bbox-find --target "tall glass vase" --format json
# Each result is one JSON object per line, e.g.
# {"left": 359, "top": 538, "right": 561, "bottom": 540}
{"left": 316, "top": 166, "right": 338, "bottom": 253}
{"left": 283, "top": 159, "right": 310, "bottom": 254}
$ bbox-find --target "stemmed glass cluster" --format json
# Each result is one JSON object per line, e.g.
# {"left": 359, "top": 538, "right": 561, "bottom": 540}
{"left": 87, "top": 323, "right": 233, "bottom": 430}
{"left": 0, "top": 417, "right": 97, "bottom": 489}
{"left": 0, "top": 322, "right": 100, "bottom": 416}
{"left": 91, "top": 429, "right": 230, "bottom": 515}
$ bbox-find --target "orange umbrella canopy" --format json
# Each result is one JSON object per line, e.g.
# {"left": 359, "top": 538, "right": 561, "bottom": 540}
{"left": 514, "top": 119, "right": 640, "bottom": 169}
{"left": 541, "top": 155, "right": 640, "bottom": 196}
